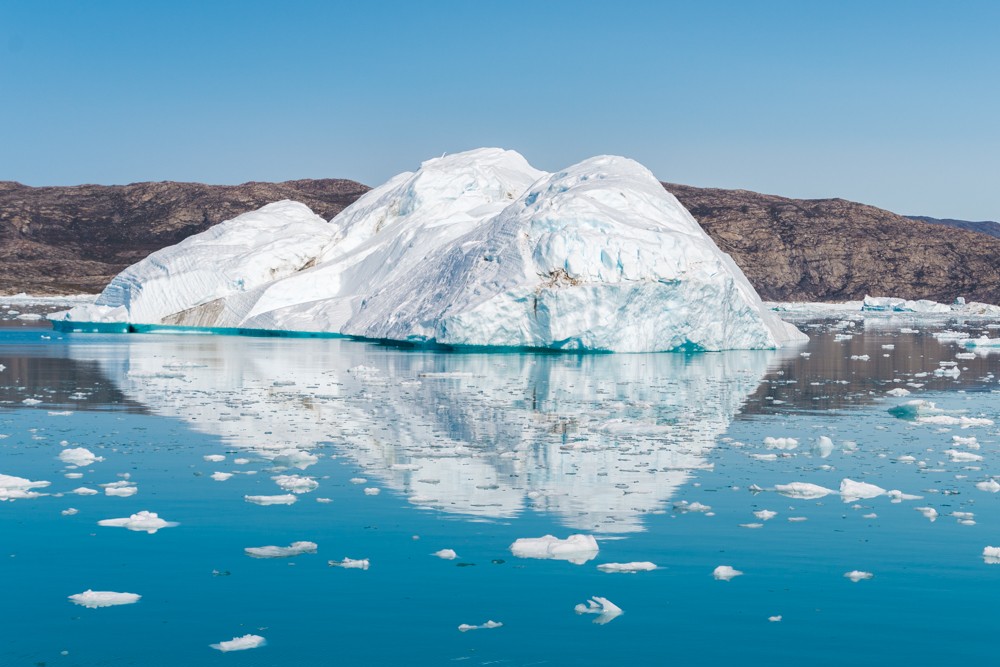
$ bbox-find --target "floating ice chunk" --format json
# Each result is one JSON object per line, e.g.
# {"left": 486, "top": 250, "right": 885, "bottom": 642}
{"left": 433, "top": 549, "right": 458, "bottom": 560}
{"left": 597, "top": 562, "right": 656, "bottom": 573}
{"left": 918, "top": 415, "right": 994, "bottom": 428}
{"left": 844, "top": 571, "right": 873, "bottom": 582}
{"left": 886, "top": 388, "right": 911, "bottom": 397}
{"left": 58, "top": 447, "right": 104, "bottom": 467}
{"left": 713, "top": 565, "right": 743, "bottom": 581}
{"left": 272, "top": 474, "right": 318, "bottom": 494}
{"left": 976, "top": 479, "right": 1000, "bottom": 493}
{"left": 234, "top": 458, "right": 250, "bottom": 465}
{"left": 787, "top": 517, "right": 808, "bottom": 522}
{"left": 753, "top": 510, "right": 778, "bottom": 521}
{"left": 68, "top": 590, "right": 141, "bottom": 608}
{"left": 850, "top": 354, "right": 870, "bottom": 361}
{"left": 983, "top": 547, "right": 1000, "bottom": 564}
{"left": 315, "top": 497, "right": 332, "bottom": 503}
{"left": 510, "top": 534, "right": 599, "bottom": 564}
{"left": 21, "top": 398, "right": 42, "bottom": 405}
{"left": 915, "top": 507, "right": 938, "bottom": 522}
{"left": 813, "top": 436, "right": 834, "bottom": 458}
{"left": 271, "top": 449, "right": 318, "bottom": 470}
{"left": 775, "top": 482, "right": 835, "bottom": 499}
{"left": 98, "top": 511, "right": 178, "bottom": 534}
{"left": 72, "top": 486, "right": 98, "bottom": 496}
{"left": 896, "top": 455, "right": 916, "bottom": 463}
{"left": 840, "top": 479, "right": 887, "bottom": 502}
{"left": 0, "top": 473, "right": 50, "bottom": 500}
{"left": 102, "top": 481, "right": 137, "bottom": 497}
{"left": 330, "top": 557, "right": 369, "bottom": 569}
{"left": 960, "top": 336, "right": 1000, "bottom": 348}
{"left": 888, "top": 490, "right": 922, "bottom": 502}
{"left": 574, "top": 597, "right": 623, "bottom": 624}
{"left": 363, "top": 487, "right": 381, "bottom": 496}
{"left": 673, "top": 500, "right": 711, "bottom": 513}
{"left": 944, "top": 449, "right": 983, "bottom": 463}
{"left": 61, "top": 508, "right": 78, "bottom": 516}
{"left": 65, "top": 472, "right": 83, "bottom": 479}
{"left": 245, "top": 541, "right": 317, "bottom": 558}
{"left": 769, "top": 615, "right": 782, "bottom": 622}
{"left": 211, "top": 472, "right": 233, "bottom": 481}
{"left": 210, "top": 635, "right": 266, "bottom": 652}
{"left": 952, "top": 435, "right": 979, "bottom": 448}
{"left": 458, "top": 620, "right": 502, "bottom": 632}
{"left": 764, "top": 437, "right": 798, "bottom": 450}
{"left": 203, "top": 454, "right": 226, "bottom": 462}
{"left": 889, "top": 400, "right": 941, "bottom": 420}
{"left": 349, "top": 477, "right": 367, "bottom": 484}
{"left": 245, "top": 494, "right": 297, "bottom": 506}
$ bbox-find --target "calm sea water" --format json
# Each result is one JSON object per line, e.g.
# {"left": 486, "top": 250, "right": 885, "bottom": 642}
{"left": 1, "top": 316, "right": 999, "bottom": 666}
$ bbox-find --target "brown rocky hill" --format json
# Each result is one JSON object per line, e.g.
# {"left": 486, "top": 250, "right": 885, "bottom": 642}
{"left": 665, "top": 183, "right": 1000, "bottom": 304}
{"left": 2, "top": 178, "right": 998, "bottom": 305}
{"left": 0, "top": 179, "right": 369, "bottom": 294}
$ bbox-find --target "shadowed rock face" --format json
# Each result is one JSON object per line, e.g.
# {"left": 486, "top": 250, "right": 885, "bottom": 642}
{"left": 2, "top": 177, "right": 998, "bottom": 305}
{"left": 664, "top": 183, "right": 1000, "bottom": 305}
{"left": 0, "top": 179, "right": 370, "bottom": 295}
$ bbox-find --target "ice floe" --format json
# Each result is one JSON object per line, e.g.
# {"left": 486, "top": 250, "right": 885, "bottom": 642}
{"left": 98, "top": 511, "right": 178, "bottom": 534}
{"left": 245, "top": 541, "right": 317, "bottom": 558}
{"left": 433, "top": 549, "right": 458, "bottom": 560}
{"left": 0, "top": 473, "right": 50, "bottom": 501}
{"left": 574, "top": 596, "right": 623, "bottom": 624}
{"left": 597, "top": 562, "right": 656, "bottom": 573}
{"left": 58, "top": 447, "right": 104, "bottom": 467}
{"left": 210, "top": 635, "right": 266, "bottom": 652}
{"left": 713, "top": 565, "right": 743, "bottom": 581}
{"left": 509, "top": 535, "right": 599, "bottom": 564}
{"left": 245, "top": 494, "right": 297, "bottom": 505}
{"left": 844, "top": 571, "right": 873, "bottom": 582}
{"left": 68, "top": 590, "right": 141, "bottom": 608}
{"left": 458, "top": 620, "right": 502, "bottom": 632}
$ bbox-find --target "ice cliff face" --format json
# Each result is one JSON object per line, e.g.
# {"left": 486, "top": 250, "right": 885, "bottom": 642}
{"left": 56, "top": 148, "right": 806, "bottom": 352}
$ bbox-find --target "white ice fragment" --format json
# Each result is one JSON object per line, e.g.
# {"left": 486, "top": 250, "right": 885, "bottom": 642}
{"left": 673, "top": 500, "right": 712, "bottom": 513}
{"left": 915, "top": 507, "right": 938, "bottom": 521}
{"left": 245, "top": 541, "right": 317, "bottom": 558}
{"left": 597, "top": 562, "right": 657, "bottom": 573}
{"left": 574, "top": 596, "right": 623, "bottom": 624}
{"left": 844, "top": 570, "right": 873, "bottom": 582}
{"left": 888, "top": 489, "right": 922, "bottom": 502}
{"left": 349, "top": 477, "right": 367, "bottom": 484}
{"left": 272, "top": 474, "right": 318, "bottom": 494}
{"left": 103, "top": 483, "right": 137, "bottom": 497}
{"left": 774, "top": 482, "right": 835, "bottom": 499}
{"left": 886, "top": 388, "right": 911, "bottom": 397}
{"left": 210, "top": 634, "right": 266, "bottom": 652}
{"left": 433, "top": 549, "right": 458, "bottom": 560}
{"left": 713, "top": 565, "right": 743, "bottom": 581}
{"left": 211, "top": 472, "right": 233, "bottom": 481}
{"left": 458, "top": 620, "right": 502, "bottom": 632}
{"left": 769, "top": 615, "right": 782, "bottom": 622}
{"left": 98, "top": 511, "right": 178, "bottom": 534}
{"left": 510, "top": 534, "right": 599, "bottom": 564}
{"left": 944, "top": 449, "right": 983, "bottom": 463}
{"left": 764, "top": 437, "right": 799, "bottom": 450}
{"left": 58, "top": 447, "right": 104, "bottom": 467}
{"left": 363, "top": 487, "right": 381, "bottom": 496}
{"left": 0, "top": 473, "right": 51, "bottom": 500}
{"left": 813, "top": 436, "right": 834, "bottom": 458}
{"left": 983, "top": 546, "right": 1000, "bottom": 564}
{"left": 245, "top": 494, "right": 297, "bottom": 506}
{"left": 976, "top": 479, "right": 1000, "bottom": 493}
{"left": 72, "top": 486, "right": 98, "bottom": 496}
{"left": 330, "top": 557, "right": 369, "bottom": 569}
{"left": 203, "top": 454, "right": 226, "bottom": 462}
{"left": 68, "top": 590, "right": 141, "bottom": 608}
{"left": 271, "top": 449, "right": 318, "bottom": 470}
{"left": 840, "top": 479, "right": 887, "bottom": 502}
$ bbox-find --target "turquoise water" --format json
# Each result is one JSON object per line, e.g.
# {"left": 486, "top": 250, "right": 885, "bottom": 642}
{"left": 1, "top": 319, "right": 999, "bottom": 666}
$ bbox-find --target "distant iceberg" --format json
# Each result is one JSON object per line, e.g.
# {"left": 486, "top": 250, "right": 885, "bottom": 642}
{"left": 53, "top": 148, "right": 804, "bottom": 353}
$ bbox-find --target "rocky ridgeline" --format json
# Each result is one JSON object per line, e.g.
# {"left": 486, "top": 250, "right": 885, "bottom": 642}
{"left": 2, "top": 178, "right": 998, "bottom": 304}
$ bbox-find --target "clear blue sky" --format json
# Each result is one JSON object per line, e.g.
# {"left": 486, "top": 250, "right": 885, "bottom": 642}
{"left": 2, "top": 0, "right": 998, "bottom": 220}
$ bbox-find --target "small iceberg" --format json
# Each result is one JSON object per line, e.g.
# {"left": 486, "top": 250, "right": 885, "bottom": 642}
{"left": 433, "top": 549, "right": 458, "bottom": 560}
{"left": 271, "top": 474, "right": 319, "bottom": 494}
{"left": 774, "top": 482, "right": 836, "bottom": 500}
{"left": 840, "top": 479, "right": 887, "bottom": 502}
{"left": 68, "top": 590, "right": 141, "bottom": 608}
{"left": 98, "top": 511, "right": 178, "bottom": 534}
{"left": 574, "top": 596, "right": 623, "bottom": 624}
{"left": 458, "top": 620, "right": 502, "bottom": 632}
{"left": 245, "top": 541, "right": 318, "bottom": 558}
{"left": 58, "top": 447, "right": 104, "bottom": 467}
{"left": 844, "top": 571, "right": 874, "bottom": 582}
{"left": 0, "top": 473, "right": 50, "bottom": 501}
{"left": 329, "top": 557, "right": 369, "bottom": 569}
{"left": 597, "top": 562, "right": 657, "bottom": 573}
{"left": 509, "top": 534, "right": 599, "bottom": 565}
{"left": 983, "top": 547, "right": 1000, "bottom": 564}
{"left": 245, "top": 494, "right": 297, "bottom": 506}
{"left": 210, "top": 634, "right": 266, "bottom": 652}
{"left": 713, "top": 565, "right": 744, "bottom": 581}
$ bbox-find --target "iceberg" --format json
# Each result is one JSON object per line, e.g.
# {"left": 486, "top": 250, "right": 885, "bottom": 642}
{"left": 53, "top": 148, "right": 805, "bottom": 353}
{"left": 510, "top": 534, "right": 599, "bottom": 564}
{"left": 68, "top": 590, "right": 141, "bottom": 608}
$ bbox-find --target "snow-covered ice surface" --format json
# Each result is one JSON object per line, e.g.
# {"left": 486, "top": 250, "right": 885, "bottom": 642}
{"left": 2, "top": 310, "right": 1000, "bottom": 665}
{"left": 54, "top": 149, "right": 805, "bottom": 352}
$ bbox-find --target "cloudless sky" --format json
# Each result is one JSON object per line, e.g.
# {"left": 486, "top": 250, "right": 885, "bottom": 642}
{"left": 1, "top": 0, "right": 998, "bottom": 219}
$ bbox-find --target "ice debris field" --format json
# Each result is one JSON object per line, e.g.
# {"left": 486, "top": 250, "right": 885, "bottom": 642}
{"left": 51, "top": 148, "right": 805, "bottom": 352}
{"left": 3, "top": 301, "right": 1000, "bottom": 665}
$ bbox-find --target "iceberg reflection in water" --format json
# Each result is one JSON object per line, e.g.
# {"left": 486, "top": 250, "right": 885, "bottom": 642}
{"left": 69, "top": 335, "right": 785, "bottom": 533}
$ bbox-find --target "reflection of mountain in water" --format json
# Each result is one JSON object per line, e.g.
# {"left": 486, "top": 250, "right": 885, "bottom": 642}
{"left": 69, "top": 336, "right": 781, "bottom": 533}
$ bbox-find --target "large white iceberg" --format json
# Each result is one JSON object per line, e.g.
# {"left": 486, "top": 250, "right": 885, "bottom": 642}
{"left": 54, "top": 148, "right": 805, "bottom": 352}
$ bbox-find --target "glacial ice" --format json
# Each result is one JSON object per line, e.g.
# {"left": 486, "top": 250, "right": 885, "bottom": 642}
{"left": 68, "top": 590, "right": 141, "bottom": 608}
{"left": 245, "top": 541, "right": 317, "bottom": 558}
{"left": 98, "top": 511, "right": 178, "bottom": 534}
{"left": 458, "top": 620, "right": 503, "bottom": 632}
{"left": 58, "top": 447, "right": 104, "bottom": 467}
{"left": 713, "top": 565, "right": 743, "bottom": 581}
{"left": 0, "top": 473, "right": 50, "bottom": 501}
{"left": 210, "top": 634, "right": 266, "bottom": 652}
{"left": 509, "top": 534, "right": 599, "bottom": 564}
{"left": 597, "top": 561, "right": 657, "bottom": 573}
{"left": 54, "top": 148, "right": 806, "bottom": 353}
{"left": 574, "top": 597, "right": 623, "bottom": 624}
